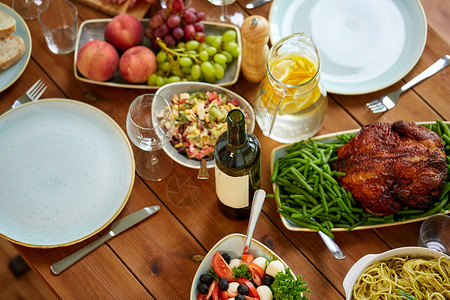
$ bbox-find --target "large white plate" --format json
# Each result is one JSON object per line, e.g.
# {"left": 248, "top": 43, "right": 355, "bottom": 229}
{"left": 0, "top": 2, "right": 32, "bottom": 93}
{"left": 269, "top": 0, "right": 427, "bottom": 95}
{"left": 0, "top": 99, "right": 135, "bottom": 248}
{"left": 74, "top": 20, "right": 242, "bottom": 89}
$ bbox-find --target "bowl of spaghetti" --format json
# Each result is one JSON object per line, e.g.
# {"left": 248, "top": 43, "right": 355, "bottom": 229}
{"left": 343, "top": 247, "right": 450, "bottom": 300}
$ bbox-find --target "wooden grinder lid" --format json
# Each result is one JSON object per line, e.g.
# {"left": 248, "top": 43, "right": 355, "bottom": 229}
{"left": 241, "top": 15, "right": 269, "bottom": 44}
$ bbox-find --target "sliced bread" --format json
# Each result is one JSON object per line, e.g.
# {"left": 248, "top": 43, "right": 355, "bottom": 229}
{"left": 0, "top": 10, "right": 16, "bottom": 39}
{"left": 0, "top": 35, "right": 25, "bottom": 70}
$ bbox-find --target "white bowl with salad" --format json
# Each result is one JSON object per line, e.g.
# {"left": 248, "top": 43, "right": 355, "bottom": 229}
{"left": 155, "top": 82, "right": 255, "bottom": 169}
{"left": 190, "top": 233, "right": 310, "bottom": 300}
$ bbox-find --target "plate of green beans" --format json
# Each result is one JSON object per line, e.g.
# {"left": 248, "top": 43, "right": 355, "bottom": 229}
{"left": 269, "top": 121, "right": 450, "bottom": 239}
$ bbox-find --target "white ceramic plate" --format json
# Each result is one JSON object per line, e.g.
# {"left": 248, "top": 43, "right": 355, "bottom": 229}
{"left": 0, "top": 2, "right": 32, "bottom": 93}
{"left": 271, "top": 121, "right": 450, "bottom": 232}
{"left": 342, "top": 247, "right": 449, "bottom": 299}
{"left": 74, "top": 20, "right": 242, "bottom": 89}
{"left": 0, "top": 99, "right": 135, "bottom": 248}
{"left": 155, "top": 82, "right": 255, "bottom": 169}
{"left": 190, "top": 233, "right": 294, "bottom": 300}
{"left": 269, "top": 0, "right": 427, "bottom": 95}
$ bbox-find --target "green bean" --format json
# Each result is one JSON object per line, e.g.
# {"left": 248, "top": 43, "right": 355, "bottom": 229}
{"left": 289, "top": 167, "right": 314, "bottom": 194}
{"left": 270, "top": 159, "right": 279, "bottom": 182}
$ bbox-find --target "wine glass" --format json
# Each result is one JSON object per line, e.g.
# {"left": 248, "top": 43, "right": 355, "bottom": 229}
{"left": 126, "top": 94, "right": 175, "bottom": 181}
{"left": 206, "top": 0, "right": 244, "bottom": 27}
{"left": 12, "top": 0, "right": 49, "bottom": 20}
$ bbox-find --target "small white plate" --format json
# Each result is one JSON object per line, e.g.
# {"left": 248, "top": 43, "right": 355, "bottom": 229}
{"left": 0, "top": 2, "right": 32, "bottom": 93}
{"left": 0, "top": 99, "right": 135, "bottom": 248}
{"left": 155, "top": 82, "right": 255, "bottom": 169}
{"left": 74, "top": 20, "right": 242, "bottom": 89}
{"left": 269, "top": 0, "right": 427, "bottom": 95}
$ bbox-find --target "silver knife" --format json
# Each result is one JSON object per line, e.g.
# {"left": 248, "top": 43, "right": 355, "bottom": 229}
{"left": 50, "top": 205, "right": 160, "bottom": 275}
{"left": 246, "top": 0, "right": 272, "bottom": 9}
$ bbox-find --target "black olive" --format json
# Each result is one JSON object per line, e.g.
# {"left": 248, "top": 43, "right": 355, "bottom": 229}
{"left": 262, "top": 274, "right": 275, "bottom": 286}
{"left": 237, "top": 284, "right": 249, "bottom": 295}
{"left": 235, "top": 295, "right": 246, "bottom": 300}
{"left": 221, "top": 253, "right": 231, "bottom": 264}
{"left": 196, "top": 282, "right": 209, "bottom": 294}
{"left": 199, "top": 274, "right": 214, "bottom": 285}
{"left": 218, "top": 278, "right": 229, "bottom": 291}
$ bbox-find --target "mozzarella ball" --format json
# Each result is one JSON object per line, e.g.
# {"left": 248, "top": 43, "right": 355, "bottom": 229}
{"left": 229, "top": 258, "right": 243, "bottom": 269}
{"left": 252, "top": 256, "right": 268, "bottom": 271}
{"left": 228, "top": 282, "right": 239, "bottom": 293}
{"left": 265, "top": 260, "right": 285, "bottom": 277}
{"left": 256, "top": 285, "right": 273, "bottom": 300}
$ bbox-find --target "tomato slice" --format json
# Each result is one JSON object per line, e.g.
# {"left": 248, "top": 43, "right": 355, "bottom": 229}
{"left": 237, "top": 277, "right": 260, "bottom": 299}
{"left": 241, "top": 254, "right": 254, "bottom": 264}
{"left": 212, "top": 281, "right": 219, "bottom": 300}
{"left": 247, "top": 262, "right": 264, "bottom": 286}
{"left": 221, "top": 291, "right": 237, "bottom": 300}
{"left": 212, "top": 252, "right": 235, "bottom": 282}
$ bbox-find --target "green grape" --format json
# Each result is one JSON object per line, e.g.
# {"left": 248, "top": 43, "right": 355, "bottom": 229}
{"left": 222, "top": 51, "right": 233, "bottom": 63}
{"left": 179, "top": 57, "right": 193, "bottom": 67}
{"left": 199, "top": 50, "right": 209, "bottom": 62}
{"left": 187, "top": 50, "right": 197, "bottom": 55}
{"left": 210, "top": 35, "right": 222, "bottom": 49}
{"left": 205, "top": 34, "right": 216, "bottom": 45}
{"left": 231, "top": 48, "right": 240, "bottom": 58}
{"left": 181, "top": 78, "right": 188, "bottom": 81}
{"left": 191, "top": 65, "right": 201, "bottom": 80}
{"left": 177, "top": 42, "right": 186, "bottom": 49}
{"left": 222, "top": 30, "right": 236, "bottom": 43}
{"left": 156, "top": 51, "right": 167, "bottom": 63}
{"left": 204, "top": 74, "right": 216, "bottom": 83}
{"left": 172, "top": 67, "right": 183, "bottom": 77}
{"left": 219, "top": 62, "right": 227, "bottom": 71}
{"left": 147, "top": 73, "right": 157, "bottom": 86}
{"left": 160, "top": 61, "right": 171, "bottom": 72}
{"left": 186, "top": 40, "right": 200, "bottom": 50}
{"left": 167, "top": 76, "right": 181, "bottom": 83}
{"left": 156, "top": 70, "right": 164, "bottom": 76}
{"left": 155, "top": 75, "right": 165, "bottom": 86}
{"left": 206, "top": 46, "right": 217, "bottom": 56}
{"left": 200, "top": 61, "right": 215, "bottom": 78}
{"left": 214, "top": 63, "right": 224, "bottom": 80}
{"left": 213, "top": 53, "right": 227, "bottom": 64}
{"left": 182, "top": 66, "right": 191, "bottom": 74}
{"left": 224, "top": 41, "right": 238, "bottom": 54}
{"left": 198, "top": 42, "right": 208, "bottom": 51}
{"left": 163, "top": 77, "right": 168, "bottom": 85}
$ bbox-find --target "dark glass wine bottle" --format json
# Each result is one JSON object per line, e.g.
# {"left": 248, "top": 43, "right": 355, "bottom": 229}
{"left": 214, "top": 109, "right": 261, "bottom": 220}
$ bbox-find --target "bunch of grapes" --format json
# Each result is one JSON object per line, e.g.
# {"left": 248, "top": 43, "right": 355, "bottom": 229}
{"left": 145, "top": 0, "right": 206, "bottom": 48}
{"left": 147, "top": 30, "right": 240, "bottom": 86}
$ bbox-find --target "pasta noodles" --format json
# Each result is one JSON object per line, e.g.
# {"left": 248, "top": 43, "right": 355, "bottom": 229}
{"left": 352, "top": 255, "right": 450, "bottom": 300}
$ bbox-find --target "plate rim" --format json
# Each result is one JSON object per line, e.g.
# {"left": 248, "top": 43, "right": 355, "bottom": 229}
{"left": 271, "top": 121, "right": 450, "bottom": 232}
{"left": 0, "top": 2, "right": 32, "bottom": 93}
{"left": 73, "top": 19, "right": 242, "bottom": 89}
{"left": 268, "top": 0, "right": 428, "bottom": 95}
{"left": 0, "top": 98, "right": 135, "bottom": 248}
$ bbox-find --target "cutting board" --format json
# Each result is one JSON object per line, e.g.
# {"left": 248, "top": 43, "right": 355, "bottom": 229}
{"left": 76, "top": 0, "right": 153, "bottom": 18}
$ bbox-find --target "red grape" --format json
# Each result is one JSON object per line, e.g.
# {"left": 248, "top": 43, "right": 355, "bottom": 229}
{"left": 167, "top": 14, "right": 181, "bottom": 28}
{"left": 184, "top": 7, "right": 196, "bottom": 14}
{"left": 184, "top": 24, "right": 195, "bottom": 40}
{"left": 164, "top": 34, "right": 176, "bottom": 47}
{"left": 196, "top": 11, "right": 205, "bottom": 22}
{"left": 171, "top": 0, "right": 184, "bottom": 13}
{"left": 193, "top": 22, "right": 204, "bottom": 32}
{"left": 149, "top": 14, "right": 164, "bottom": 29}
{"left": 194, "top": 32, "right": 206, "bottom": 43}
{"left": 172, "top": 27, "right": 184, "bottom": 40}
{"left": 159, "top": 23, "right": 169, "bottom": 36}
{"left": 182, "top": 12, "right": 197, "bottom": 24}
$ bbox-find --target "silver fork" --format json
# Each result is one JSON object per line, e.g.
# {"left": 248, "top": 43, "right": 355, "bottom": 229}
{"left": 367, "top": 55, "right": 450, "bottom": 113}
{"left": 10, "top": 79, "right": 48, "bottom": 110}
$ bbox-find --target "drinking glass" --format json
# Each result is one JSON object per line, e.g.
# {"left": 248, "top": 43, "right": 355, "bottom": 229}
{"left": 126, "top": 94, "right": 175, "bottom": 181}
{"left": 38, "top": 0, "right": 78, "bottom": 55}
{"left": 207, "top": 0, "right": 244, "bottom": 27}
{"left": 418, "top": 214, "right": 450, "bottom": 255}
{"left": 12, "top": 0, "right": 48, "bottom": 20}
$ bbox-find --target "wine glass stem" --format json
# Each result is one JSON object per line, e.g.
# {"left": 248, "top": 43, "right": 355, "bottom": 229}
{"left": 221, "top": 4, "right": 230, "bottom": 22}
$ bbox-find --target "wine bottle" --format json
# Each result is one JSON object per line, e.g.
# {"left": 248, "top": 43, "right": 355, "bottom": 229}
{"left": 214, "top": 109, "right": 261, "bottom": 220}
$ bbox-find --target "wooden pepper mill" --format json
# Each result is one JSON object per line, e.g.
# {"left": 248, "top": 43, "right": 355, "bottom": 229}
{"left": 240, "top": 15, "right": 270, "bottom": 83}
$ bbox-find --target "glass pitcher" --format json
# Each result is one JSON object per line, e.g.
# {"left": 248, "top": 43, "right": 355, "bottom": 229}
{"left": 253, "top": 33, "right": 328, "bottom": 143}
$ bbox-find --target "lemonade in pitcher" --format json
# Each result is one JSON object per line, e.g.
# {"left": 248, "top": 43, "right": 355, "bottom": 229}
{"left": 254, "top": 33, "right": 328, "bottom": 143}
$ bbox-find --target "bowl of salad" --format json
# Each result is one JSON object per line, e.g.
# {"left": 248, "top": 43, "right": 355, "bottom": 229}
{"left": 190, "top": 233, "right": 310, "bottom": 300}
{"left": 155, "top": 82, "right": 255, "bottom": 169}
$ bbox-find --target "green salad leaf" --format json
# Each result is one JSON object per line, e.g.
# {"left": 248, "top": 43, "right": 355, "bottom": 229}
{"left": 398, "top": 289, "right": 416, "bottom": 300}
{"left": 270, "top": 268, "right": 310, "bottom": 300}
{"left": 232, "top": 263, "right": 252, "bottom": 280}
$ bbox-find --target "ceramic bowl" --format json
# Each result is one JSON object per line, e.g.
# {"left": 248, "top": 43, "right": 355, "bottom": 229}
{"left": 190, "top": 233, "right": 293, "bottom": 299}
{"left": 342, "top": 246, "right": 450, "bottom": 299}
{"left": 155, "top": 82, "right": 256, "bottom": 169}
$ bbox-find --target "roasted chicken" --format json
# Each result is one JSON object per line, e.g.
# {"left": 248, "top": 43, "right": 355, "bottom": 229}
{"left": 331, "top": 121, "right": 447, "bottom": 215}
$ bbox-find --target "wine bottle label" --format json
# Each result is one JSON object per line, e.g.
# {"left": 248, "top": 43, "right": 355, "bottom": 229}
{"left": 215, "top": 167, "right": 249, "bottom": 209}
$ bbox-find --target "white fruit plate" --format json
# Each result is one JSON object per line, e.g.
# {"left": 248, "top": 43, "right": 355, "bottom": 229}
{"left": 73, "top": 19, "right": 242, "bottom": 89}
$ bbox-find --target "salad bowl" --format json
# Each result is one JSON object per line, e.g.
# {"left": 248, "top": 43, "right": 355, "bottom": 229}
{"left": 155, "top": 82, "right": 255, "bottom": 169}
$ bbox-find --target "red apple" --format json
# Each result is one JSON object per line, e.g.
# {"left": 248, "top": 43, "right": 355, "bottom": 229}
{"left": 119, "top": 46, "right": 157, "bottom": 83}
{"left": 104, "top": 14, "right": 144, "bottom": 52}
{"left": 76, "top": 40, "right": 119, "bottom": 82}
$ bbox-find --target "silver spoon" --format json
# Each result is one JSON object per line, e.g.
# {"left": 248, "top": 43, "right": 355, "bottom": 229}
{"left": 243, "top": 189, "right": 266, "bottom": 254}
{"left": 311, "top": 217, "right": 346, "bottom": 259}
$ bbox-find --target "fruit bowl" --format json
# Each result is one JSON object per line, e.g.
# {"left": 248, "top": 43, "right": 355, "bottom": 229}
{"left": 155, "top": 82, "right": 255, "bottom": 169}
{"left": 190, "top": 233, "right": 294, "bottom": 300}
{"left": 73, "top": 19, "right": 242, "bottom": 89}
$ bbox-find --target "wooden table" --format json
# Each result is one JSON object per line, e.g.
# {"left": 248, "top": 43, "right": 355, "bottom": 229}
{"left": 1, "top": 0, "right": 449, "bottom": 299}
